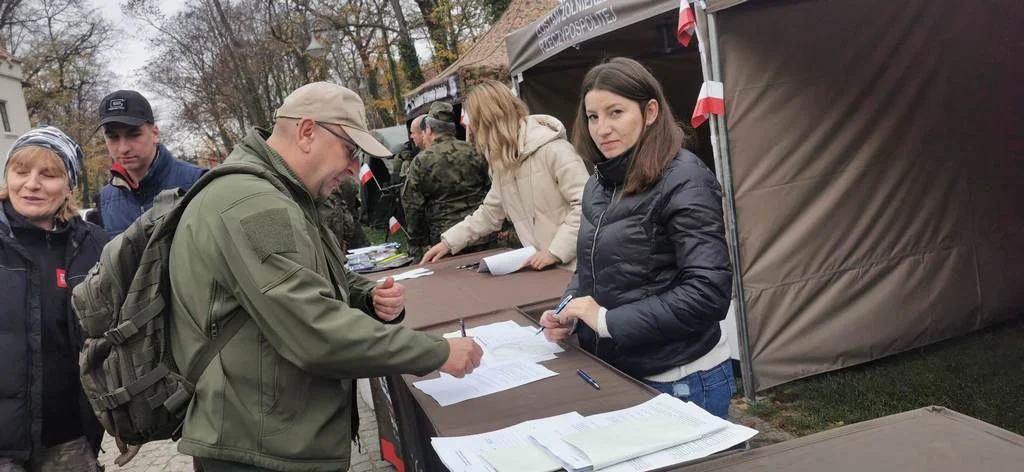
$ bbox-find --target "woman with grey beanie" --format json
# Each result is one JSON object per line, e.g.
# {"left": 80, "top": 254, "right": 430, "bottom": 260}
{"left": 0, "top": 126, "right": 112, "bottom": 471}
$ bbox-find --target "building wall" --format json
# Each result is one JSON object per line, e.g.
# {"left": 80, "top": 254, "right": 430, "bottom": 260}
{"left": 0, "top": 59, "right": 32, "bottom": 158}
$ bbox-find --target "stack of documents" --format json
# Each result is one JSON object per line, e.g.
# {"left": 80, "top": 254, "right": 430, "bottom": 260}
{"left": 430, "top": 394, "right": 759, "bottom": 472}
{"left": 412, "top": 321, "right": 565, "bottom": 406}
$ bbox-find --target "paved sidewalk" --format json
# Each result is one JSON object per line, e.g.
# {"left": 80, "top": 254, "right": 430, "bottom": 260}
{"left": 97, "top": 396, "right": 395, "bottom": 472}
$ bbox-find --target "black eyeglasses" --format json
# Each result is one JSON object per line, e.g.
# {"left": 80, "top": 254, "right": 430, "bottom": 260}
{"left": 316, "top": 122, "right": 360, "bottom": 155}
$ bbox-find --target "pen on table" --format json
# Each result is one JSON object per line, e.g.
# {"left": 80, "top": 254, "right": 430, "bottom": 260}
{"left": 460, "top": 318, "right": 467, "bottom": 337}
{"left": 535, "top": 294, "right": 574, "bottom": 335}
{"left": 576, "top": 369, "right": 600, "bottom": 390}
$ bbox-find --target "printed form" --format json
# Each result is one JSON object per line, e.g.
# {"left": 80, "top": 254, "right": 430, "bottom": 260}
{"left": 430, "top": 412, "right": 585, "bottom": 472}
{"left": 529, "top": 394, "right": 758, "bottom": 471}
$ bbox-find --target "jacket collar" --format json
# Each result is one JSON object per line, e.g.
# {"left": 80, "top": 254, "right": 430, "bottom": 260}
{"left": 594, "top": 148, "right": 635, "bottom": 187}
{"left": 109, "top": 143, "right": 174, "bottom": 191}
{"left": 232, "top": 127, "right": 318, "bottom": 212}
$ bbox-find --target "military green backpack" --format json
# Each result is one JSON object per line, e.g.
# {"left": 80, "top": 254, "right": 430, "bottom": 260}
{"left": 72, "top": 162, "right": 287, "bottom": 445}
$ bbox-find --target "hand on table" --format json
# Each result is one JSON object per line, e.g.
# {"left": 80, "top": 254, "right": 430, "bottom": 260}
{"left": 522, "top": 249, "right": 560, "bottom": 271}
{"left": 420, "top": 241, "right": 451, "bottom": 264}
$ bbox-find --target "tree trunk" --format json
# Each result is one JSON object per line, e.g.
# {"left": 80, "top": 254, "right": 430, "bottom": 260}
{"left": 387, "top": 0, "right": 424, "bottom": 86}
{"left": 413, "top": 0, "right": 455, "bottom": 68}
{"left": 208, "top": 0, "right": 267, "bottom": 127}
{"left": 379, "top": 28, "right": 402, "bottom": 123}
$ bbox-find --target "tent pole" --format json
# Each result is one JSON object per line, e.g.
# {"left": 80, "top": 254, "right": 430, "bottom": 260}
{"left": 706, "top": 10, "right": 757, "bottom": 402}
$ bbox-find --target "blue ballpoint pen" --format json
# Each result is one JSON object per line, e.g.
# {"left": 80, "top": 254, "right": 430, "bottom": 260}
{"left": 535, "top": 294, "right": 574, "bottom": 335}
{"left": 576, "top": 369, "right": 601, "bottom": 390}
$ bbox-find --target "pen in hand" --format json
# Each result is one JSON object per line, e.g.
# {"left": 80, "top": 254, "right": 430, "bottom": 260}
{"left": 535, "top": 294, "right": 574, "bottom": 335}
{"left": 460, "top": 318, "right": 467, "bottom": 337}
{"left": 576, "top": 369, "right": 600, "bottom": 390}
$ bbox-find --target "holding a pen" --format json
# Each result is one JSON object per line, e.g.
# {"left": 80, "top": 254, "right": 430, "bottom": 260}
{"left": 536, "top": 295, "right": 604, "bottom": 343}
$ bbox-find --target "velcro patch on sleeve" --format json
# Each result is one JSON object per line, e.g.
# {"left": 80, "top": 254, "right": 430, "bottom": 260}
{"left": 240, "top": 208, "right": 297, "bottom": 261}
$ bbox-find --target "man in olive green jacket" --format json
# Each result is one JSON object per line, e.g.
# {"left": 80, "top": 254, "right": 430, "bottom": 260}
{"left": 168, "top": 82, "right": 483, "bottom": 471}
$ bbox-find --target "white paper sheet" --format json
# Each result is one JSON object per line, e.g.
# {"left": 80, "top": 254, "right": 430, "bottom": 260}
{"left": 479, "top": 246, "right": 537, "bottom": 275}
{"left": 413, "top": 361, "right": 558, "bottom": 406}
{"left": 531, "top": 394, "right": 757, "bottom": 471}
{"left": 565, "top": 416, "right": 710, "bottom": 470}
{"left": 376, "top": 267, "right": 433, "bottom": 282}
{"left": 479, "top": 443, "right": 563, "bottom": 472}
{"left": 431, "top": 412, "right": 584, "bottom": 472}
{"left": 443, "top": 321, "right": 564, "bottom": 367}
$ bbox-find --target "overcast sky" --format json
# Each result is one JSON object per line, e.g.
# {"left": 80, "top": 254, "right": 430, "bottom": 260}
{"left": 96, "top": 0, "right": 187, "bottom": 134}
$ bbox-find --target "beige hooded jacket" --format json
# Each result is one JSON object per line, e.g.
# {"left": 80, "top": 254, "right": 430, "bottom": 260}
{"left": 442, "top": 115, "right": 589, "bottom": 268}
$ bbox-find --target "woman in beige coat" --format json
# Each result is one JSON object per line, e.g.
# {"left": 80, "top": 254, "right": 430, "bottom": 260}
{"left": 421, "top": 80, "right": 590, "bottom": 270}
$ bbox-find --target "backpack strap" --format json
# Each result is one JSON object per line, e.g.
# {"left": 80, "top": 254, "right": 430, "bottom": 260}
{"left": 168, "top": 163, "right": 291, "bottom": 385}
{"left": 183, "top": 308, "right": 249, "bottom": 386}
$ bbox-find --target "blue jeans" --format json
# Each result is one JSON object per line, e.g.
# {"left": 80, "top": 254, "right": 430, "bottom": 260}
{"left": 644, "top": 360, "right": 736, "bottom": 419}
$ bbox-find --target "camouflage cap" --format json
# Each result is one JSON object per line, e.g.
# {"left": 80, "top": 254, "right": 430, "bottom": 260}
{"left": 427, "top": 101, "right": 455, "bottom": 123}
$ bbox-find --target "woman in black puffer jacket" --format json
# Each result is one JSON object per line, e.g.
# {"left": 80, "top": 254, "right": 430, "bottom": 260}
{"left": 0, "top": 127, "right": 110, "bottom": 470}
{"left": 540, "top": 58, "right": 735, "bottom": 418}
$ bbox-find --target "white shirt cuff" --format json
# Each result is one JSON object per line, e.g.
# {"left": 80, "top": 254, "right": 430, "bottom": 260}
{"left": 597, "top": 307, "right": 611, "bottom": 338}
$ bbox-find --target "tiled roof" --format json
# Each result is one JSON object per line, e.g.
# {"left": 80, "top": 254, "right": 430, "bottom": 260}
{"left": 405, "top": 0, "right": 558, "bottom": 99}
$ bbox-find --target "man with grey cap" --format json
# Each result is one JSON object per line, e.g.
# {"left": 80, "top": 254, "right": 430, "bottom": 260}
{"left": 402, "top": 101, "right": 493, "bottom": 258}
{"left": 166, "top": 82, "right": 482, "bottom": 471}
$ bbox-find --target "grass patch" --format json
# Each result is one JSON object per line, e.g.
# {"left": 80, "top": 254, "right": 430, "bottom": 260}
{"left": 744, "top": 318, "right": 1024, "bottom": 436}
{"left": 364, "top": 225, "right": 409, "bottom": 250}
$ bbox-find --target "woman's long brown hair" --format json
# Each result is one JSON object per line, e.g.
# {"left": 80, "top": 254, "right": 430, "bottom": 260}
{"left": 571, "top": 57, "right": 685, "bottom": 194}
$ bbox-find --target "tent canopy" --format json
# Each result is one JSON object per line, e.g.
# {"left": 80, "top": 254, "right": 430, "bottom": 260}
{"left": 504, "top": 0, "right": 714, "bottom": 164}
{"left": 507, "top": 0, "right": 1024, "bottom": 393}
{"left": 708, "top": 0, "right": 1024, "bottom": 390}
{"left": 506, "top": 0, "right": 678, "bottom": 77}
{"left": 403, "top": 0, "right": 557, "bottom": 116}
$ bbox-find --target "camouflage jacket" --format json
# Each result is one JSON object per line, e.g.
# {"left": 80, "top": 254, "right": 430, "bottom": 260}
{"left": 401, "top": 135, "right": 490, "bottom": 257}
{"left": 320, "top": 177, "right": 369, "bottom": 251}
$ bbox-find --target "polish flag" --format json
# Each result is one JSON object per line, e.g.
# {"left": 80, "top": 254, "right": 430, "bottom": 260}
{"left": 388, "top": 216, "right": 402, "bottom": 235}
{"left": 359, "top": 163, "right": 374, "bottom": 185}
{"left": 691, "top": 80, "right": 725, "bottom": 128}
{"left": 677, "top": 0, "right": 696, "bottom": 47}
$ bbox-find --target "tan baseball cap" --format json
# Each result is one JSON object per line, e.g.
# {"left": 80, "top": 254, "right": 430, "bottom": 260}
{"left": 274, "top": 82, "right": 391, "bottom": 157}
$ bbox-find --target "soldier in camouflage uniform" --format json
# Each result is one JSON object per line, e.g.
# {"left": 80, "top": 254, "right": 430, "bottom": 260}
{"left": 402, "top": 102, "right": 493, "bottom": 259}
{"left": 321, "top": 175, "right": 370, "bottom": 251}
{"left": 394, "top": 114, "right": 426, "bottom": 183}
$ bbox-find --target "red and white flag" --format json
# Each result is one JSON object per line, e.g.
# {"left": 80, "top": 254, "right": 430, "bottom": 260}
{"left": 359, "top": 163, "right": 374, "bottom": 185}
{"left": 677, "top": 0, "right": 696, "bottom": 47}
{"left": 691, "top": 80, "right": 725, "bottom": 128}
{"left": 388, "top": 216, "right": 402, "bottom": 235}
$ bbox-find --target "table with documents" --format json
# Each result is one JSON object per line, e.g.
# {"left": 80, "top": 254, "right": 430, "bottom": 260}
{"left": 373, "top": 249, "right": 573, "bottom": 329}
{"left": 364, "top": 250, "right": 756, "bottom": 471}
{"left": 377, "top": 308, "right": 756, "bottom": 471}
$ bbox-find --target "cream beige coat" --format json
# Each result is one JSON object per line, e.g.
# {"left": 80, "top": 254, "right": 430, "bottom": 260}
{"left": 442, "top": 115, "right": 589, "bottom": 268}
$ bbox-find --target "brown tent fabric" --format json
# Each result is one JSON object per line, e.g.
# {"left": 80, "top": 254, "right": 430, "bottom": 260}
{"left": 403, "top": 0, "right": 558, "bottom": 116}
{"left": 504, "top": 0, "right": 1024, "bottom": 393}
{"left": 715, "top": 0, "right": 1024, "bottom": 390}
{"left": 504, "top": 1, "right": 717, "bottom": 166}
{"left": 672, "top": 407, "right": 1024, "bottom": 471}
